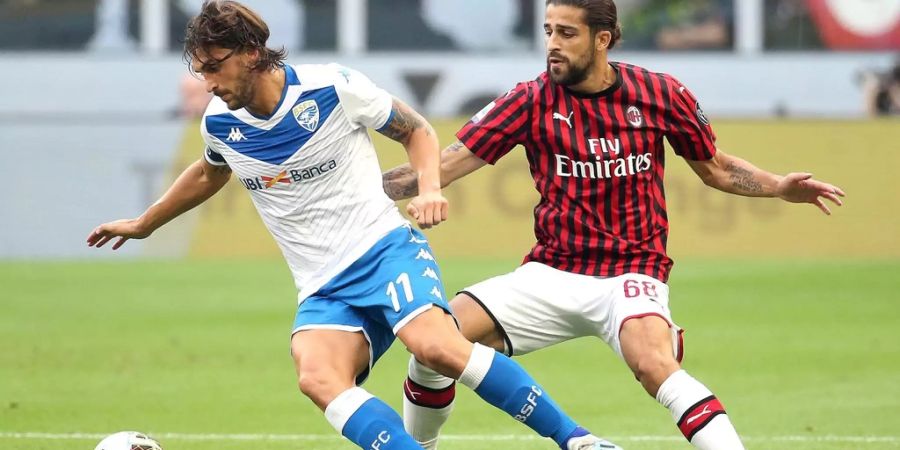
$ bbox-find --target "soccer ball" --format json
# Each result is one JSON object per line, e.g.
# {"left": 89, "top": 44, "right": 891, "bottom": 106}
{"left": 94, "top": 431, "right": 163, "bottom": 450}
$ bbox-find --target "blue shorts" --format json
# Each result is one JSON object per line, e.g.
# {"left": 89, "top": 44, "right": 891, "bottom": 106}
{"left": 291, "top": 225, "right": 451, "bottom": 384}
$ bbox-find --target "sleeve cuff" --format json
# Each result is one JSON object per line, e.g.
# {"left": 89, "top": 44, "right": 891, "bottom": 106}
{"left": 375, "top": 107, "right": 396, "bottom": 133}
{"left": 204, "top": 146, "right": 228, "bottom": 166}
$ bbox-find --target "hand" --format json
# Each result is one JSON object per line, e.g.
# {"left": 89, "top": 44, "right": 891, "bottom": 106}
{"left": 776, "top": 173, "right": 846, "bottom": 215}
{"left": 86, "top": 218, "right": 151, "bottom": 250}
{"left": 406, "top": 190, "right": 449, "bottom": 229}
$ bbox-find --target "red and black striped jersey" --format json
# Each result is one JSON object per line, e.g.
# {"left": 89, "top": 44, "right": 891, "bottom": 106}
{"left": 456, "top": 62, "right": 717, "bottom": 282}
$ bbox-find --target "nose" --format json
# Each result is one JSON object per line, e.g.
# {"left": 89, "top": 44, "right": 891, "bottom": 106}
{"left": 204, "top": 79, "right": 217, "bottom": 94}
{"left": 546, "top": 33, "right": 561, "bottom": 54}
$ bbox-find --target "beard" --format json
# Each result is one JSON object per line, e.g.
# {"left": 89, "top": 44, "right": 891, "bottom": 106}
{"left": 221, "top": 70, "right": 256, "bottom": 110}
{"left": 547, "top": 50, "right": 596, "bottom": 86}
{"left": 224, "top": 94, "right": 245, "bottom": 110}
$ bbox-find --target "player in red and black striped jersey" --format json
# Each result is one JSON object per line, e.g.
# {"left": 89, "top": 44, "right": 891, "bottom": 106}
{"left": 459, "top": 63, "right": 715, "bottom": 283}
{"left": 384, "top": 1, "right": 844, "bottom": 449}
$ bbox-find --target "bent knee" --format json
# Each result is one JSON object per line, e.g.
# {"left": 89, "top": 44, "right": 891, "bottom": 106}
{"left": 628, "top": 351, "right": 680, "bottom": 384}
{"left": 297, "top": 371, "right": 329, "bottom": 397}
{"left": 297, "top": 368, "right": 354, "bottom": 404}
{"left": 411, "top": 341, "right": 455, "bottom": 369}
{"left": 410, "top": 339, "right": 472, "bottom": 378}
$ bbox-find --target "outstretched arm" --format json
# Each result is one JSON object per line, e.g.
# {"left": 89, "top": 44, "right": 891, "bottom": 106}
{"left": 686, "top": 149, "right": 845, "bottom": 215}
{"left": 383, "top": 141, "right": 488, "bottom": 201}
{"left": 87, "top": 158, "right": 231, "bottom": 249}
{"left": 377, "top": 98, "right": 451, "bottom": 228}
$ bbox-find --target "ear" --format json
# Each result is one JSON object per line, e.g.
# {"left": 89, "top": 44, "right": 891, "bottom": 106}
{"left": 595, "top": 30, "right": 612, "bottom": 51}
{"left": 245, "top": 48, "right": 260, "bottom": 67}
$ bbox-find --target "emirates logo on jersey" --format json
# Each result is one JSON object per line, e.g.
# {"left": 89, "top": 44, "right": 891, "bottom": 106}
{"left": 555, "top": 137, "right": 653, "bottom": 180}
{"left": 626, "top": 106, "right": 644, "bottom": 127}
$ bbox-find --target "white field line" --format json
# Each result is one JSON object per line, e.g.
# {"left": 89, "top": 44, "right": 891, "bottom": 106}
{"left": 0, "top": 432, "right": 898, "bottom": 444}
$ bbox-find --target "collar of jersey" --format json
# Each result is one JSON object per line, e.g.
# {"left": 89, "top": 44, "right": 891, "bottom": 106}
{"left": 230, "top": 65, "right": 302, "bottom": 129}
{"left": 562, "top": 63, "right": 622, "bottom": 99}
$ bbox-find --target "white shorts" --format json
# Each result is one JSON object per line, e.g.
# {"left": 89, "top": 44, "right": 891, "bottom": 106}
{"left": 461, "top": 262, "right": 684, "bottom": 361}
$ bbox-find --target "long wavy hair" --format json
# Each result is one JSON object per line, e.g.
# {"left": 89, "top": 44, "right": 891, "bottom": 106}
{"left": 183, "top": 0, "right": 287, "bottom": 71}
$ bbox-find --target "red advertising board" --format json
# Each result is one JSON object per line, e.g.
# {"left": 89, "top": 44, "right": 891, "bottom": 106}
{"left": 806, "top": 0, "right": 900, "bottom": 49}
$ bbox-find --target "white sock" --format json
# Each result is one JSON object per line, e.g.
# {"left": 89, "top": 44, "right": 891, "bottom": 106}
{"left": 457, "top": 342, "right": 494, "bottom": 390}
{"left": 403, "top": 356, "right": 456, "bottom": 450}
{"left": 324, "top": 387, "right": 374, "bottom": 434}
{"left": 655, "top": 370, "right": 745, "bottom": 450}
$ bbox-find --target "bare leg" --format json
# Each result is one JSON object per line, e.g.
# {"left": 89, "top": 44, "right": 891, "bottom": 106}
{"left": 620, "top": 316, "right": 744, "bottom": 450}
{"left": 291, "top": 329, "right": 424, "bottom": 449}
{"left": 397, "top": 307, "right": 618, "bottom": 450}
{"left": 291, "top": 329, "right": 369, "bottom": 410}
{"left": 401, "top": 293, "right": 504, "bottom": 449}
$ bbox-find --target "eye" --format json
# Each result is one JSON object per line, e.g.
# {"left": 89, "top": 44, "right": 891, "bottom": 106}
{"left": 190, "top": 66, "right": 205, "bottom": 80}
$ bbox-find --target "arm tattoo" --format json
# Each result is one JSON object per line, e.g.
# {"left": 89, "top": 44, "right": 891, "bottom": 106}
{"left": 381, "top": 141, "right": 462, "bottom": 200}
{"left": 725, "top": 162, "right": 762, "bottom": 194}
{"left": 446, "top": 141, "right": 465, "bottom": 152}
{"left": 378, "top": 99, "right": 426, "bottom": 145}
{"left": 382, "top": 166, "right": 419, "bottom": 200}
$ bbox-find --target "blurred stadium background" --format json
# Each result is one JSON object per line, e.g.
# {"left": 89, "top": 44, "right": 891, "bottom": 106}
{"left": 1, "top": 1, "right": 898, "bottom": 449}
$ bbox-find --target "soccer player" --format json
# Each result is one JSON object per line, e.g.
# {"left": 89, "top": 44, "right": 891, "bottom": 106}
{"left": 382, "top": 1, "right": 846, "bottom": 449}
{"left": 87, "top": 2, "right": 619, "bottom": 450}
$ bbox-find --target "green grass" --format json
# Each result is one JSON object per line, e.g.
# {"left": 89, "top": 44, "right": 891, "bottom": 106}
{"left": 2, "top": 259, "right": 899, "bottom": 449}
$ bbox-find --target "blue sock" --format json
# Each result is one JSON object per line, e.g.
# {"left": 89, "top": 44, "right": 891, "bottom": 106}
{"left": 327, "top": 388, "right": 422, "bottom": 450}
{"left": 459, "top": 344, "right": 582, "bottom": 447}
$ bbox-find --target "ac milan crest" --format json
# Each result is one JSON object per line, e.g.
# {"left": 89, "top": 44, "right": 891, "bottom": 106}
{"left": 626, "top": 105, "right": 644, "bottom": 127}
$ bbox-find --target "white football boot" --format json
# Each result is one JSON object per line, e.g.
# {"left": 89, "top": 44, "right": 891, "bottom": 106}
{"left": 566, "top": 434, "right": 623, "bottom": 450}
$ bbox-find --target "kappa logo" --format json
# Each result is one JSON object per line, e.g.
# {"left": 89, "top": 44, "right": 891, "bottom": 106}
{"left": 422, "top": 267, "right": 439, "bottom": 280}
{"left": 430, "top": 286, "right": 443, "bottom": 300}
{"left": 553, "top": 111, "right": 574, "bottom": 128}
{"left": 415, "top": 248, "right": 435, "bottom": 261}
{"left": 337, "top": 66, "right": 352, "bottom": 82}
{"left": 227, "top": 127, "right": 246, "bottom": 142}
{"left": 293, "top": 100, "right": 320, "bottom": 132}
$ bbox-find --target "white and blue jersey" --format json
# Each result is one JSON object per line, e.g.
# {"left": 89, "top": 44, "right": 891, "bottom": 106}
{"left": 201, "top": 64, "right": 407, "bottom": 303}
{"left": 201, "top": 64, "right": 451, "bottom": 382}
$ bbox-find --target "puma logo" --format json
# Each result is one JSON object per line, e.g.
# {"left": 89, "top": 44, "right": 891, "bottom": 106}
{"left": 404, "top": 379, "right": 421, "bottom": 401}
{"left": 686, "top": 405, "right": 712, "bottom": 425}
{"left": 553, "top": 111, "right": 574, "bottom": 128}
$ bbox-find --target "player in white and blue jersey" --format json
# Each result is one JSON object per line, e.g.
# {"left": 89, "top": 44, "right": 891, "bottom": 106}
{"left": 87, "top": 2, "right": 619, "bottom": 449}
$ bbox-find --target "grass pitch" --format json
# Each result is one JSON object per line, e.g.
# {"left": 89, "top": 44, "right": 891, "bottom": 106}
{"left": 1, "top": 258, "right": 898, "bottom": 449}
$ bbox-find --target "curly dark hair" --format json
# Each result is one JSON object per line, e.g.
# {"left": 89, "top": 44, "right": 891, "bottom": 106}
{"left": 546, "top": 0, "right": 622, "bottom": 49}
{"left": 183, "top": 0, "right": 287, "bottom": 72}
